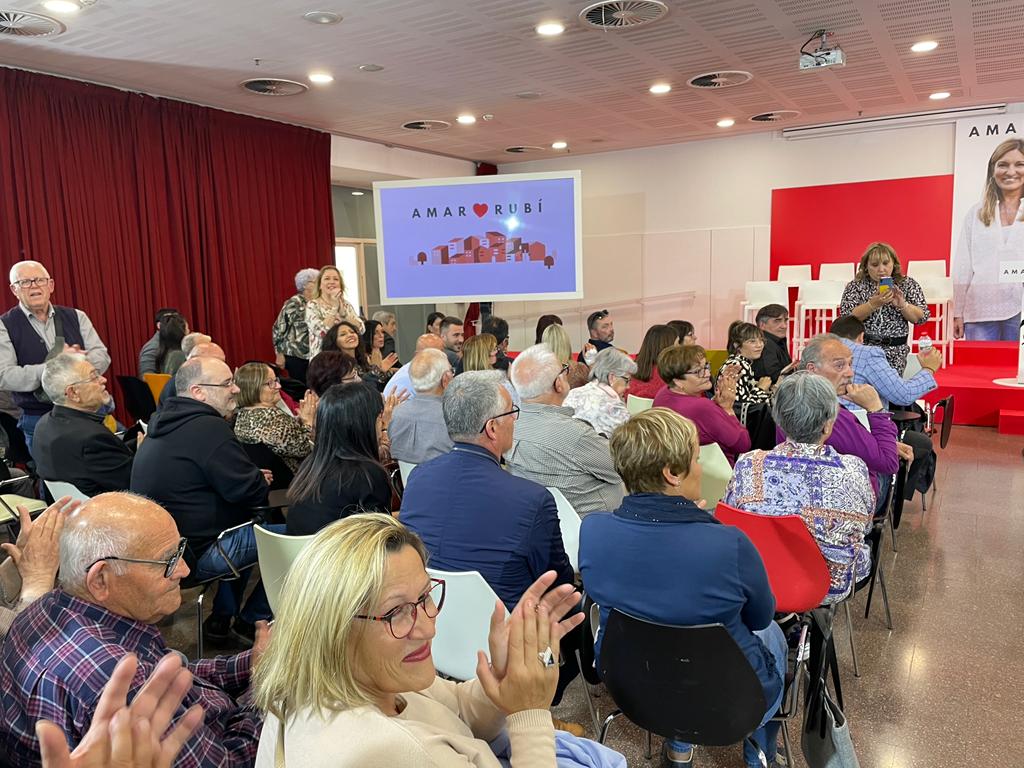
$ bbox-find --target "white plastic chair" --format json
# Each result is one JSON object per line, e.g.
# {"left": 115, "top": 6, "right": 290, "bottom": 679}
{"left": 776, "top": 264, "right": 813, "bottom": 286}
{"left": 427, "top": 568, "right": 507, "bottom": 681}
{"left": 42, "top": 480, "right": 91, "bottom": 503}
{"left": 914, "top": 275, "right": 954, "bottom": 366}
{"left": 906, "top": 260, "right": 948, "bottom": 279}
{"left": 741, "top": 281, "right": 790, "bottom": 324}
{"left": 254, "top": 525, "right": 315, "bottom": 616}
{"left": 626, "top": 394, "right": 654, "bottom": 415}
{"left": 792, "top": 280, "right": 845, "bottom": 356}
{"left": 546, "top": 487, "right": 582, "bottom": 571}
{"left": 697, "top": 442, "right": 734, "bottom": 507}
{"left": 818, "top": 263, "right": 855, "bottom": 282}
{"left": 398, "top": 461, "right": 417, "bottom": 485}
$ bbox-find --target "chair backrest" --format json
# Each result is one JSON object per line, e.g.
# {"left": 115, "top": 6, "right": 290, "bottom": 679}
{"left": 115, "top": 376, "right": 156, "bottom": 424}
{"left": 697, "top": 442, "right": 733, "bottom": 507}
{"left": 907, "top": 259, "right": 948, "bottom": 279}
{"left": 817, "top": 262, "right": 855, "bottom": 282}
{"left": 427, "top": 568, "right": 507, "bottom": 680}
{"left": 916, "top": 275, "right": 953, "bottom": 302}
{"left": 714, "top": 502, "right": 831, "bottom": 612}
{"left": 626, "top": 394, "right": 654, "bottom": 415}
{"left": 743, "top": 280, "right": 789, "bottom": 307}
{"left": 599, "top": 609, "right": 767, "bottom": 745}
{"left": 776, "top": 264, "right": 812, "bottom": 285}
{"left": 142, "top": 373, "right": 171, "bottom": 404}
{"left": 398, "top": 461, "right": 417, "bottom": 485}
{"left": 241, "top": 442, "right": 294, "bottom": 491}
{"left": 43, "top": 479, "right": 91, "bottom": 503}
{"left": 546, "top": 487, "right": 581, "bottom": 571}
{"left": 796, "top": 280, "right": 845, "bottom": 306}
{"left": 254, "top": 525, "right": 315, "bottom": 616}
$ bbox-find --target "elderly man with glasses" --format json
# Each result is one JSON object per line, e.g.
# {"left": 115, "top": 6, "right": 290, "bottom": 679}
{"left": 0, "top": 260, "right": 110, "bottom": 451}
{"left": 131, "top": 357, "right": 282, "bottom": 645}
{"left": 0, "top": 492, "right": 266, "bottom": 767}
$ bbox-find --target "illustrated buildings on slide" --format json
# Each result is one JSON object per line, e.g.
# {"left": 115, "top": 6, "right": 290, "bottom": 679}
{"left": 415, "top": 230, "right": 556, "bottom": 269}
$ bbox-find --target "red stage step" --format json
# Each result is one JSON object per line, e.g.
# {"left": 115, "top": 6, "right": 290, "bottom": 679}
{"left": 925, "top": 342, "right": 1023, "bottom": 429}
{"left": 999, "top": 410, "right": 1024, "bottom": 436}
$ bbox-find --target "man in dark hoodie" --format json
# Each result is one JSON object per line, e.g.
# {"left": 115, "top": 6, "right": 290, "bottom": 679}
{"left": 130, "top": 356, "right": 277, "bottom": 644}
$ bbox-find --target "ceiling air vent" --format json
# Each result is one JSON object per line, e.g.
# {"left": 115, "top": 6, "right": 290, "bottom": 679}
{"left": 687, "top": 70, "right": 753, "bottom": 89}
{"left": 579, "top": 0, "right": 668, "bottom": 30}
{"left": 0, "top": 10, "right": 66, "bottom": 37}
{"left": 401, "top": 120, "right": 451, "bottom": 131}
{"left": 504, "top": 146, "right": 544, "bottom": 154}
{"left": 240, "top": 78, "right": 308, "bottom": 96}
{"left": 749, "top": 110, "right": 801, "bottom": 123}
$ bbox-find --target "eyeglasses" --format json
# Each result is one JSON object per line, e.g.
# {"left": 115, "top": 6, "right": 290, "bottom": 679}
{"left": 614, "top": 374, "right": 632, "bottom": 385}
{"left": 262, "top": 377, "right": 281, "bottom": 389}
{"left": 355, "top": 578, "right": 445, "bottom": 639}
{"left": 479, "top": 404, "right": 520, "bottom": 432}
{"left": 11, "top": 277, "right": 51, "bottom": 289}
{"left": 86, "top": 537, "right": 187, "bottom": 579}
{"left": 553, "top": 363, "right": 570, "bottom": 387}
{"left": 69, "top": 370, "right": 102, "bottom": 387}
{"left": 683, "top": 362, "right": 712, "bottom": 376}
{"left": 196, "top": 378, "right": 235, "bottom": 389}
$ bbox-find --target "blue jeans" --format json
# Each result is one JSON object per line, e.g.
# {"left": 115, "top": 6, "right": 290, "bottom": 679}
{"left": 667, "top": 622, "right": 788, "bottom": 767}
{"left": 18, "top": 413, "right": 42, "bottom": 456}
{"left": 192, "top": 523, "right": 285, "bottom": 623}
{"left": 964, "top": 313, "right": 1021, "bottom": 341}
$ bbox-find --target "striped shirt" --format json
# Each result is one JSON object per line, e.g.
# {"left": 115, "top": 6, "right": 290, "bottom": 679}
{"left": 0, "top": 589, "right": 261, "bottom": 767}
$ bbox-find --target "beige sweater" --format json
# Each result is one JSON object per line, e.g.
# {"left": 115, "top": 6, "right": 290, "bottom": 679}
{"left": 255, "top": 677, "right": 555, "bottom": 768}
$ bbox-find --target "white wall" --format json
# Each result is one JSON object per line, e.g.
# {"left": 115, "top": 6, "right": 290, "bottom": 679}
{"left": 330, "top": 135, "right": 475, "bottom": 187}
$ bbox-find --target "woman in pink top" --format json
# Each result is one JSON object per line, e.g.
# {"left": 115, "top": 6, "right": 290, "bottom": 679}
{"left": 627, "top": 324, "right": 679, "bottom": 400}
{"left": 652, "top": 344, "right": 751, "bottom": 465}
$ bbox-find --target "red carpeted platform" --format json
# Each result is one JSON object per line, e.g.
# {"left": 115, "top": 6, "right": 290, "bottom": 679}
{"left": 925, "top": 342, "right": 1024, "bottom": 434}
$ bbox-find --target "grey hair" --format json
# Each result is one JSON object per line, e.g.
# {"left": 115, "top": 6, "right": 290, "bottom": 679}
{"left": 772, "top": 371, "right": 839, "bottom": 444}
{"left": 372, "top": 310, "right": 396, "bottom": 324}
{"left": 41, "top": 352, "right": 88, "bottom": 405}
{"left": 442, "top": 370, "right": 507, "bottom": 442}
{"left": 590, "top": 348, "right": 637, "bottom": 384}
{"left": 295, "top": 268, "right": 320, "bottom": 293}
{"left": 181, "top": 332, "right": 210, "bottom": 357}
{"left": 59, "top": 509, "right": 130, "bottom": 593}
{"left": 798, "top": 333, "right": 843, "bottom": 370}
{"left": 9, "top": 260, "right": 50, "bottom": 284}
{"left": 174, "top": 357, "right": 207, "bottom": 399}
{"left": 409, "top": 348, "right": 450, "bottom": 393}
{"left": 510, "top": 343, "right": 561, "bottom": 401}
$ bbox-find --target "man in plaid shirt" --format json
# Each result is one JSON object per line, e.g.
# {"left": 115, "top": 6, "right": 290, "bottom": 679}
{"left": 0, "top": 492, "right": 264, "bottom": 767}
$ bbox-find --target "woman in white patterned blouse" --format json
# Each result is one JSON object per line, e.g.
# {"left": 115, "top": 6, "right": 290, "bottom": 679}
{"left": 306, "top": 265, "right": 364, "bottom": 358}
{"left": 562, "top": 348, "right": 636, "bottom": 438}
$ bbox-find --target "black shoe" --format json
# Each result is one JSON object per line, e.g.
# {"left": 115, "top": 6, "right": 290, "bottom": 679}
{"left": 202, "top": 614, "right": 232, "bottom": 642}
{"left": 231, "top": 618, "right": 256, "bottom": 645}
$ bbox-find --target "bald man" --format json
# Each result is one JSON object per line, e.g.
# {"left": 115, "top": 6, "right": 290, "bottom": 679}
{"left": 158, "top": 340, "right": 226, "bottom": 405}
{"left": 0, "top": 493, "right": 264, "bottom": 767}
{"left": 383, "top": 332, "right": 445, "bottom": 399}
{"left": 132, "top": 357, "right": 281, "bottom": 644}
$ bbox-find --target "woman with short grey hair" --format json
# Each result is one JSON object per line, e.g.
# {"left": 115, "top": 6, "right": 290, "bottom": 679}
{"left": 723, "top": 372, "right": 875, "bottom": 603}
{"left": 272, "top": 267, "right": 321, "bottom": 383}
{"left": 562, "top": 348, "right": 637, "bottom": 437}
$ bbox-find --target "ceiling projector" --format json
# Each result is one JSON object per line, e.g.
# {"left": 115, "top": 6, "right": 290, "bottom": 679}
{"left": 799, "top": 30, "right": 846, "bottom": 71}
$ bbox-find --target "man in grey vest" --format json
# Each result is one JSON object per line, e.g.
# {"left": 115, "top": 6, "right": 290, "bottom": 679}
{"left": 0, "top": 261, "right": 110, "bottom": 452}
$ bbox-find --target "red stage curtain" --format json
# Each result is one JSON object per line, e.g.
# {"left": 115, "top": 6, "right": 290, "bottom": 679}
{"left": 0, "top": 68, "right": 335, "bottom": 395}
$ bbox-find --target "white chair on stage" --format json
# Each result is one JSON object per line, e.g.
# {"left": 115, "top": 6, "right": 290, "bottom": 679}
{"left": 776, "top": 264, "right": 813, "bottom": 286}
{"left": 547, "top": 487, "right": 582, "bottom": 571}
{"left": 254, "top": 525, "right": 315, "bottom": 615}
{"left": 697, "top": 442, "right": 734, "bottom": 507}
{"left": 741, "top": 281, "right": 790, "bottom": 324}
{"left": 626, "top": 394, "right": 654, "bottom": 415}
{"left": 907, "top": 260, "right": 948, "bottom": 280}
{"left": 914, "top": 275, "right": 954, "bottom": 366}
{"left": 427, "top": 567, "right": 506, "bottom": 681}
{"left": 43, "top": 480, "right": 91, "bottom": 503}
{"left": 792, "top": 280, "right": 845, "bottom": 357}
{"left": 398, "top": 461, "right": 417, "bottom": 485}
{"left": 818, "top": 262, "right": 855, "bottom": 282}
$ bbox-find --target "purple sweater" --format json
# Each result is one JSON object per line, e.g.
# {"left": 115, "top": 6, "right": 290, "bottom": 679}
{"left": 653, "top": 387, "right": 751, "bottom": 464}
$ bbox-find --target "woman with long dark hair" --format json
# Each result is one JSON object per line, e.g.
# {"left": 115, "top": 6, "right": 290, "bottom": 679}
{"left": 155, "top": 314, "right": 187, "bottom": 375}
{"left": 628, "top": 324, "right": 679, "bottom": 399}
{"left": 286, "top": 383, "right": 393, "bottom": 535}
{"left": 361, "top": 319, "right": 399, "bottom": 383}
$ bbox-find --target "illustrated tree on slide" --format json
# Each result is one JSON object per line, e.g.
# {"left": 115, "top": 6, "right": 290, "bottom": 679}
{"left": 544, "top": 255, "right": 554, "bottom": 269}
{"left": 417, "top": 251, "right": 427, "bottom": 266}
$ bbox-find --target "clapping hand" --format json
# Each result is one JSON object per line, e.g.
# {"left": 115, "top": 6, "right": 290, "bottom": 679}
{"left": 297, "top": 391, "right": 319, "bottom": 428}
{"left": 756, "top": 376, "right": 772, "bottom": 392}
{"left": 381, "top": 390, "right": 410, "bottom": 430}
{"left": 2, "top": 496, "right": 79, "bottom": 602}
{"left": 380, "top": 353, "right": 400, "bottom": 373}
{"left": 37, "top": 653, "right": 204, "bottom": 768}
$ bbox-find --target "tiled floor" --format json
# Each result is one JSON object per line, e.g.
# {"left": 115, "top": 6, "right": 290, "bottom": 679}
{"left": 162, "top": 425, "right": 1024, "bottom": 768}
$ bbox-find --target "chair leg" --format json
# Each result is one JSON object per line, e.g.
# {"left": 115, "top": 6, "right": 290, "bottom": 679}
{"left": 645, "top": 730, "right": 653, "bottom": 761}
{"left": 879, "top": 566, "right": 894, "bottom": 631}
{"left": 598, "top": 710, "right": 622, "bottom": 744}
{"left": 574, "top": 650, "right": 602, "bottom": 736}
{"left": 195, "top": 590, "right": 205, "bottom": 660}
{"left": 780, "top": 720, "right": 793, "bottom": 766}
{"left": 889, "top": 511, "right": 898, "bottom": 552}
{"left": 843, "top": 601, "right": 860, "bottom": 678}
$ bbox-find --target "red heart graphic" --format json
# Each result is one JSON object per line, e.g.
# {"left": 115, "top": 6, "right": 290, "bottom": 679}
{"left": 472, "top": 203, "right": 488, "bottom": 218}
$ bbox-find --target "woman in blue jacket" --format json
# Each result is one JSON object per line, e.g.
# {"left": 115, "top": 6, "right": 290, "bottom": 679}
{"left": 579, "top": 407, "right": 786, "bottom": 768}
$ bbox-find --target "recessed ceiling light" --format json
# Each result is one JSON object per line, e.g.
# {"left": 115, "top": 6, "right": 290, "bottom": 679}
{"left": 536, "top": 21, "right": 565, "bottom": 36}
{"left": 358, "top": 63, "right": 384, "bottom": 72}
{"left": 929, "top": 91, "right": 950, "bottom": 100}
{"left": 551, "top": 141, "right": 568, "bottom": 150}
{"left": 911, "top": 40, "right": 939, "bottom": 53}
{"left": 717, "top": 118, "right": 735, "bottom": 128}
{"left": 351, "top": 191, "right": 365, "bottom": 196}
{"left": 42, "top": 0, "right": 82, "bottom": 13}
{"left": 308, "top": 71, "right": 334, "bottom": 84}
{"left": 515, "top": 91, "right": 543, "bottom": 100}
{"left": 303, "top": 10, "right": 342, "bottom": 25}
{"left": 649, "top": 83, "right": 672, "bottom": 95}
{"left": 456, "top": 114, "right": 477, "bottom": 125}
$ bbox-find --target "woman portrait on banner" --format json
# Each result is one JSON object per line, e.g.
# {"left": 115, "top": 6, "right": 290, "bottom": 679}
{"left": 953, "top": 138, "right": 1024, "bottom": 341}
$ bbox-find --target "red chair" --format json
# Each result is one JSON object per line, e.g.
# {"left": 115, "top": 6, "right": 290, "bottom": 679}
{"left": 714, "top": 502, "right": 830, "bottom": 613}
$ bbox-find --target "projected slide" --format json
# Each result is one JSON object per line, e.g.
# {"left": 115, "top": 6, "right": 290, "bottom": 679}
{"left": 374, "top": 170, "right": 582, "bottom": 304}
